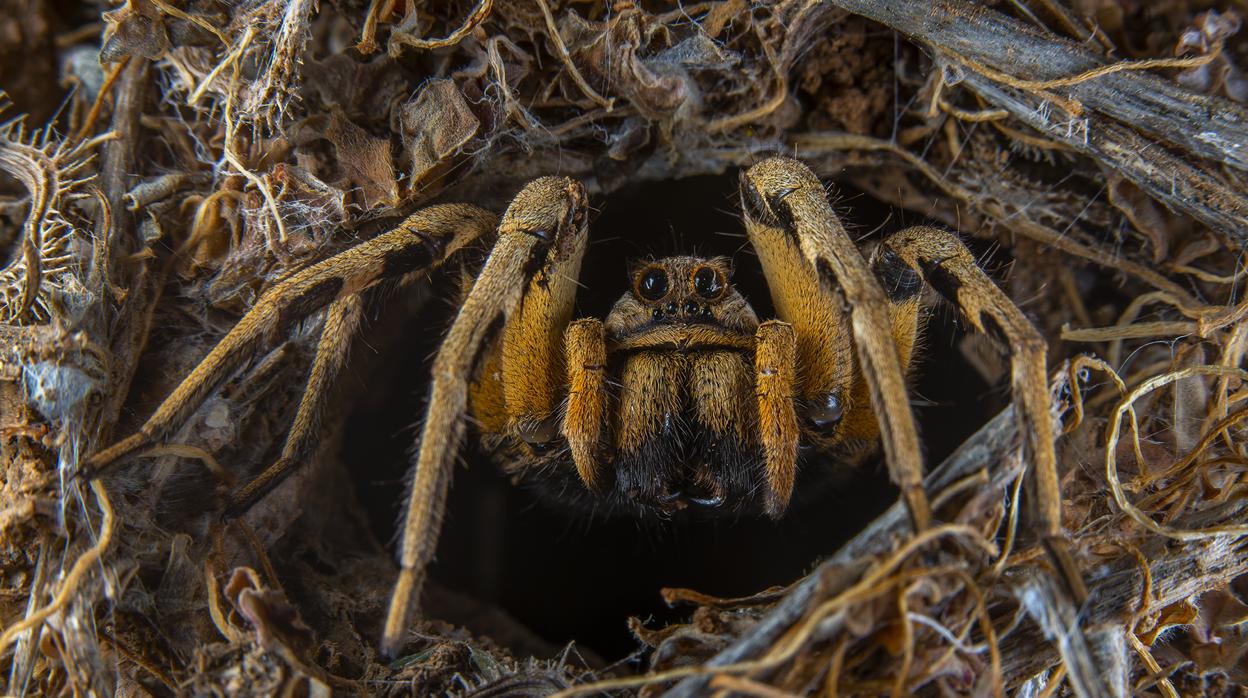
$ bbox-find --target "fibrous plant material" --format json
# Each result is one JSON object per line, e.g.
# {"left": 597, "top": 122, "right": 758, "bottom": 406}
{"left": 1, "top": 1, "right": 1247, "bottom": 696}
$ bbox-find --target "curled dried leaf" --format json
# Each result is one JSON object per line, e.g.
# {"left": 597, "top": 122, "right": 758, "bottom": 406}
{"left": 224, "top": 567, "right": 314, "bottom": 655}
{"left": 397, "top": 79, "right": 480, "bottom": 192}
{"left": 100, "top": 0, "right": 171, "bottom": 63}
{"left": 561, "top": 9, "right": 689, "bottom": 120}
{"left": 321, "top": 109, "right": 399, "bottom": 209}
{"left": 1174, "top": 10, "right": 1248, "bottom": 102}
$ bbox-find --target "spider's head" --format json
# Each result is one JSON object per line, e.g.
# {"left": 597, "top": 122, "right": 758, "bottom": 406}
{"left": 603, "top": 256, "right": 759, "bottom": 341}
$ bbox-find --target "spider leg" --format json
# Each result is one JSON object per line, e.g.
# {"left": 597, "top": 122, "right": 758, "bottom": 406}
{"left": 740, "top": 158, "right": 930, "bottom": 529}
{"left": 562, "top": 318, "right": 607, "bottom": 490}
{"left": 879, "top": 226, "right": 1087, "bottom": 602}
{"left": 499, "top": 192, "right": 589, "bottom": 449}
{"left": 754, "top": 320, "right": 799, "bottom": 516}
{"left": 382, "top": 176, "right": 589, "bottom": 658}
{"left": 83, "top": 204, "right": 498, "bottom": 478}
{"left": 224, "top": 292, "right": 363, "bottom": 517}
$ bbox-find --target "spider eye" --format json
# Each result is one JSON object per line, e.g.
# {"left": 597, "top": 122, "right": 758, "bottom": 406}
{"left": 637, "top": 267, "right": 669, "bottom": 301}
{"left": 693, "top": 266, "right": 724, "bottom": 299}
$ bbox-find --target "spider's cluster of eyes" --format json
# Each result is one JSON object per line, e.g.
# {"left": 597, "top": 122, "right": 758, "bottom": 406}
{"left": 635, "top": 265, "right": 726, "bottom": 321}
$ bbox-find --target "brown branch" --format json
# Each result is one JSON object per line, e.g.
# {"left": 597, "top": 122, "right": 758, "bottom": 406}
{"left": 963, "top": 73, "right": 1248, "bottom": 245}
{"left": 91, "top": 58, "right": 155, "bottom": 440}
{"left": 822, "top": 0, "right": 1248, "bottom": 172}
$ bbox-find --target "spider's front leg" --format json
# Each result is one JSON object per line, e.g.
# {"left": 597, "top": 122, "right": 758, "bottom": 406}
{"left": 83, "top": 204, "right": 498, "bottom": 480}
{"left": 382, "top": 176, "right": 588, "bottom": 658}
{"left": 878, "top": 226, "right": 1088, "bottom": 602}
{"left": 739, "top": 158, "right": 930, "bottom": 528}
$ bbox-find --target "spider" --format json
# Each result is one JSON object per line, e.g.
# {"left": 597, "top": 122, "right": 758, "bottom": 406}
{"left": 84, "top": 157, "right": 1084, "bottom": 658}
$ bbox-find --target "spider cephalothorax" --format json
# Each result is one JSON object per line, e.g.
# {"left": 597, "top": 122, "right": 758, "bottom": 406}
{"left": 85, "top": 157, "right": 1084, "bottom": 658}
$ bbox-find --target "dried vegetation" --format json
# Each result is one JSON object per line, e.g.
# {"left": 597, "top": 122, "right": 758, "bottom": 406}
{"left": 1, "top": 0, "right": 1247, "bottom": 695}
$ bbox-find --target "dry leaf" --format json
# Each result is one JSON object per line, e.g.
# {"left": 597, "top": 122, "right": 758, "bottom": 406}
{"left": 324, "top": 109, "right": 400, "bottom": 209}
{"left": 397, "top": 79, "right": 480, "bottom": 192}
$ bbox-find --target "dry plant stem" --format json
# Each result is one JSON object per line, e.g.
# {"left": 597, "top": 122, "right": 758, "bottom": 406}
{"left": 220, "top": 28, "right": 289, "bottom": 248}
{"left": 892, "top": 584, "right": 915, "bottom": 697}
{"left": 1019, "top": 573, "right": 1122, "bottom": 697}
{"left": 189, "top": 34, "right": 250, "bottom": 105}
{"left": 559, "top": 529, "right": 995, "bottom": 697}
{"left": 708, "top": 675, "right": 801, "bottom": 698}
{"left": 98, "top": 632, "right": 177, "bottom": 691}
{"left": 74, "top": 57, "right": 129, "bottom": 142}
{"left": 0, "top": 481, "right": 114, "bottom": 657}
{"left": 825, "top": 0, "right": 1248, "bottom": 171}
{"left": 6, "top": 530, "right": 50, "bottom": 691}
{"left": 708, "top": 18, "right": 787, "bottom": 133}
{"left": 791, "top": 132, "right": 1197, "bottom": 306}
{"left": 148, "top": 0, "right": 230, "bottom": 47}
{"left": 357, "top": 0, "right": 398, "bottom": 53}
{"left": 1174, "top": 263, "right": 1248, "bottom": 285}
{"left": 95, "top": 58, "right": 152, "bottom": 434}
{"left": 139, "top": 444, "right": 232, "bottom": 485}
{"left": 1061, "top": 321, "right": 1199, "bottom": 343}
{"left": 1126, "top": 632, "right": 1179, "bottom": 698}
{"left": 1105, "top": 365, "right": 1248, "bottom": 539}
{"left": 1035, "top": 666, "right": 1067, "bottom": 698}
{"left": 1014, "top": 0, "right": 1090, "bottom": 42}
{"left": 938, "top": 100, "right": 1006, "bottom": 122}
{"left": 534, "top": 0, "right": 613, "bottom": 110}
{"left": 963, "top": 74, "right": 1248, "bottom": 245}
{"left": 384, "top": 0, "right": 493, "bottom": 55}
{"left": 204, "top": 528, "right": 244, "bottom": 644}
{"left": 953, "top": 48, "right": 1224, "bottom": 92}
{"left": 950, "top": 568, "right": 1004, "bottom": 698}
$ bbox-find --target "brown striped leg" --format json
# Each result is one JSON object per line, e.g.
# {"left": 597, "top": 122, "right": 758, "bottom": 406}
{"left": 562, "top": 318, "right": 608, "bottom": 491}
{"left": 382, "top": 176, "right": 588, "bottom": 658}
{"left": 498, "top": 189, "right": 589, "bottom": 450}
{"left": 738, "top": 168, "right": 856, "bottom": 438}
{"left": 84, "top": 203, "right": 498, "bottom": 478}
{"left": 740, "top": 157, "right": 930, "bottom": 531}
{"left": 880, "top": 226, "right": 1087, "bottom": 602}
{"left": 755, "top": 320, "right": 799, "bottom": 517}
{"left": 224, "top": 292, "right": 363, "bottom": 518}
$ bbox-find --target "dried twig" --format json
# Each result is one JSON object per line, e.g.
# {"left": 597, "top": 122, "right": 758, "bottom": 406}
{"left": 384, "top": 0, "right": 493, "bottom": 55}
{"left": 963, "top": 74, "right": 1248, "bottom": 245}
{"left": 823, "top": 0, "right": 1248, "bottom": 171}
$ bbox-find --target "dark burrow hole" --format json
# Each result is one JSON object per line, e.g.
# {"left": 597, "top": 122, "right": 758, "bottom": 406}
{"left": 340, "top": 172, "right": 1002, "bottom": 661}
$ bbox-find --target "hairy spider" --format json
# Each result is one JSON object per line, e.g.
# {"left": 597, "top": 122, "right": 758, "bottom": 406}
{"left": 85, "top": 157, "right": 1083, "bottom": 658}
